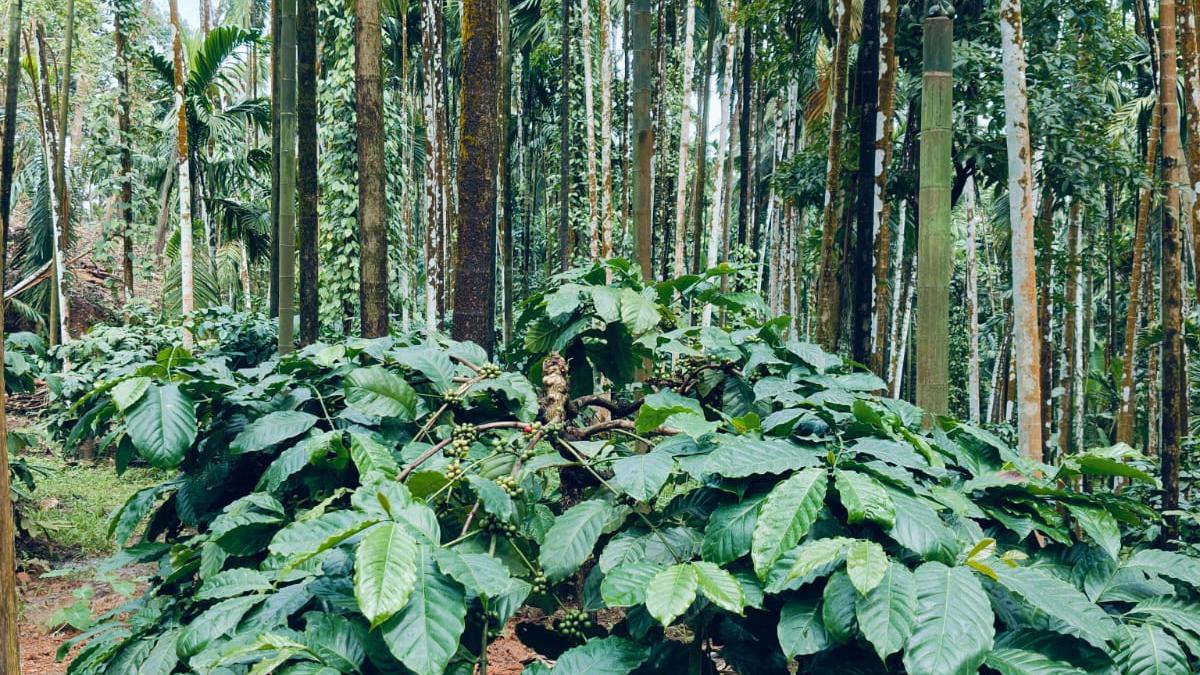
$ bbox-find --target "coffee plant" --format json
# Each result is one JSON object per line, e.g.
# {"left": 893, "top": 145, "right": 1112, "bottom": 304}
{"left": 55, "top": 262, "right": 1200, "bottom": 674}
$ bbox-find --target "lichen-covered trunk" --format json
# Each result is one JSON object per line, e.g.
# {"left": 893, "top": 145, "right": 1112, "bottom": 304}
{"left": 356, "top": 0, "right": 388, "bottom": 337}
{"left": 558, "top": 0, "right": 574, "bottom": 270}
{"left": 1117, "top": 99, "right": 1161, "bottom": 444}
{"left": 814, "top": 0, "right": 852, "bottom": 350}
{"left": 452, "top": 0, "right": 500, "bottom": 356}
{"left": 688, "top": 16, "right": 716, "bottom": 275}
{"left": 737, "top": 25, "right": 753, "bottom": 249}
{"left": 422, "top": 0, "right": 446, "bottom": 332}
{"left": 701, "top": 7, "right": 738, "bottom": 326}
{"left": 169, "top": 0, "right": 193, "bottom": 347}
{"left": 915, "top": 13, "right": 952, "bottom": 416}
{"left": 851, "top": 0, "right": 882, "bottom": 366}
{"left": 965, "top": 176, "right": 981, "bottom": 424}
{"left": 1178, "top": 0, "right": 1200, "bottom": 297}
{"left": 598, "top": 0, "right": 614, "bottom": 259}
{"left": 999, "top": 0, "right": 1043, "bottom": 461}
{"left": 886, "top": 199, "right": 908, "bottom": 391}
{"left": 672, "top": 0, "right": 698, "bottom": 276}
{"left": 276, "top": 0, "right": 297, "bottom": 351}
{"left": 297, "top": 0, "right": 318, "bottom": 345}
{"left": 115, "top": 4, "right": 135, "bottom": 300}
{"left": 1160, "top": 0, "right": 1185, "bottom": 541}
{"left": 869, "top": 0, "right": 901, "bottom": 375}
{"left": 500, "top": 0, "right": 514, "bottom": 347}
{"left": 631, "top": 0, "right": 654, "bottom": 278}
{"left": 269, "top": 0, "right": 281, "bottom": 317}
{"left": 1058, "top": 202, "right": 1082, "bottom": 457}
{"left": 581, "top": 0, "right": 599, "bottom": 258}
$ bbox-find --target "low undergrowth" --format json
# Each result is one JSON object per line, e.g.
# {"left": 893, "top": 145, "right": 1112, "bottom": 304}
{"left": 40, "top": 262, "right": 1200, "bottom": 674}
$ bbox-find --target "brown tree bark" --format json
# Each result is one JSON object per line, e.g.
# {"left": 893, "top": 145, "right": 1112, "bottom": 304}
{"left": 631, "top": 0, "right": 654, "bottom": 278}
{"left": 357, "top": 0, "right": 389, "bottom": 336}
{"left": 115, "top": 1, "right": 135, "bottom": 300}
{"left": 297, "top": 0, "right": 318, "bottom": 345}
{"left": 815, "top": 0, "right": 852, "bottom": 350}
{"left": 452, "top": 0, "right": 500, "bottom": 355}
{"left": 851, "top": 0, "right": 881, "bottom": 365}
{"left": 869, "top": 0, "right": 901, "bottom": 376}
{"left": 558, "top": 0, "right": 573, "bottom": 270}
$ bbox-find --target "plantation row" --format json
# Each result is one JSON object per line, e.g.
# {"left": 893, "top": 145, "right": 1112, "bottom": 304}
{"left": 31, "top": 264, "right": 1200, "bottom": 674}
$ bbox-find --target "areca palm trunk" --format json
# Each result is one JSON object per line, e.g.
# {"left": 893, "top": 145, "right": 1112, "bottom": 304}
{"left": 169, "top": 0, "right": 193, "bottom": 345}
{"left": 558, "top": 0, "right": 573, "bottom": 270}
{"left": 581, "top": 0, "right": 599, "bottom": 257}
{"left": 598, "top": 0, "right": 615, "bottom": 258}
{"left": 671, "top": 0, "right": 697, "bottom": 276}
{"left": 51, "top": 0, "right": 76, "bottom": 345}
{"left": 277, "top": 0, "right": 297, "bottom": 351}
{"left": 870, "top": 0, "right": 901, "bottom": 375}
{"left": 631, "top": 0, "right": 653, "bottom": 278}
{"left": 297, "top": 0, "right": 318, "bottom": 345}
{"left": 815, "top": 0, "right": 852, "bottom": 350}
{"left": 1117, "top": 100, "right": 1161, "bottom": 444}
{"left": 701, "top": 6, "right": 739, "bottom": 326}
{"left": 999, "top": 0, "right": 1043, "bottom": 460}
{"left": 115, "top": 0, "right": 135, "bottom": 300}
{"left": 32, "top": 26, "right": 67, "bottom": 346}
{"left": 965, "top": 176, "right": 981, "bottom": 424}
{"left": 0, "top": 2, "right": 22, "bottom": 666}
{"left": 1178, "top": 0, "right": 1200, "bottom": 298}
{"left": 851, "top": 0, "right": 881, "bottom": 365}
{"left": 1058, "top": 202, "right": 1082, "bottom": 456}
{"left": 453, "top": 0, "right": 500, "bottom": 355}
{"left": 1160, "top": 0, "right": 1185, "bottom": 541}
{"left": 357, "top": 0, "right": 388, "bottom": 337}
{"left": 422, "top": 0, "right": 446, "bottom": 332}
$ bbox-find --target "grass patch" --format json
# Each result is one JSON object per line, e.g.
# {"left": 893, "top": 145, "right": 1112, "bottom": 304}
{"left": 15, "top": 446, "right": 166, "bottom": 558}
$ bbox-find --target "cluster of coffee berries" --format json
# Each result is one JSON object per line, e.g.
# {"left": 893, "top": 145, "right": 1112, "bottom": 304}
{"left": 443, "top": 391, "right": 465, "bottom": 406}
{"left": 479, "top": 362, "right": 503, "bottom": 379}
{"left": 478, "top": 514, "right": 518, "bottom": 536}
{"left": 495, "top": 475, "right": 524, "bottom": 497}
{"left": 479, "top": 608, "right": 504, "bottom": 637}
{"left": 556, "top": 609, "right": 593, "bottom": 638}
{"left": 445, "top": 423, "right": 477, "bottom": 458}
{"left": 520, "top": 421, "right": 544, "bottom": 435}
{"left": 530, "top": 572, "right": 549, "bottom": 594}
{"left": 445, "top": 459, "right": 465, "bottom": 481}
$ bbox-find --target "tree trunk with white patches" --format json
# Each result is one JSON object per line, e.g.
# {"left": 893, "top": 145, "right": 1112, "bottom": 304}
{"left": 672, "top": 0, "right": 697, "bottom": 276}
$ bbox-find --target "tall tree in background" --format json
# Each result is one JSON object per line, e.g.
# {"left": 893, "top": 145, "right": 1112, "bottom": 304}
{"left": 269, "top": 0, "right": 281, "bottom": 317}
{"left": 558, "top": 0, "right": 573, "bottom": 270}
{"left": 580, "top": 0, "right": 598, "bottom": 257}
{"left": 689, "top": 3, "right": 716, "bottom": 275}
{"left": 115, "top": 0, "right": 135, "bottom": 299}
{"left": 631, "top": 0, "right": 654, "bottom": 278}
{"left": 915, "top": 10, "right": 952, "bottom": 416}
{"left": 453, "top": 0, "right": 499, "bottom": 354}
{"left": 48, "top": 0, "right": 76, "bottom": 345}
{"left": 1159, "top": 0, "right": 1184, "bottom": 541}
{"left": 0, "top": 1, "right": 22, "bottom": 666}
{"left": 999, "top": 0, "right": 1043, "bottom": 460}
{"left": 297, "top": 0, "right": 318, "bottom": 345}
{"left": 672, "top": 0, "right": 697, "bottom": 276}
{"left": 422, "top": 0, "right": 446, "bottom": 331}
{"left": 815, "top": 0, "right": 852, "bottom": 350}
{"left": 851, "top": 0, "right": 881, "bottom": 365}
{"left": 737, "top": 22, "right": 752, "bottom": 247}
{"left": 169, "top": 0, "right": 194, "bottom": 346}
{"left": 598, "top": 0, "right": 614, "bottom": 258}
{"left": 356, "top": 0, "right": 388, "bottom": 337}
{"left": 276, "top": 0, "right": 297, "bottom": 352}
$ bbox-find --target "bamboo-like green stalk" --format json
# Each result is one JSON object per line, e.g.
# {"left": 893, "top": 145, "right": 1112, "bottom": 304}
{"left": 277, "top": 0, "right": 297, "bottom": 351}
{"left": 915, "top": 12, "right": 952, "bottom": 416}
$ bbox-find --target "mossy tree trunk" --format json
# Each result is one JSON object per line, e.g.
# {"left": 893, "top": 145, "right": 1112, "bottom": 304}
{"left": 297, "top": 0, "right": 318, "bottom": 346}
{"left": 356, "top": 0, "right": 388, "bottom": 337}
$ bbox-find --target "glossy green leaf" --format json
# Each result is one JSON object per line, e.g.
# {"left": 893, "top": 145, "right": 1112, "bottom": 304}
{"left": 600, "top": 562, "right": 662, "bottom": 607}
{"left": 902, "top": 562, "right": 994, "bottom": 675}
{"left": 992, "top": 564, "right": 1117, "bottom": 650}
{"left": 230, "top": 411, "right": 319, "bottom": 454}
{"left": 611, "top": 452, "right": 674, "bottom": 502}
{"left": 751, "top": 468, "right": 827, "bottom": 577}
{"left": 855, "top": 562, "right": 917, "bottom": 660}
{"left": 538, "top": 500, "right": 611, "bottom": 581}
{"left": 355, "top": 522, "right": 419, "bottom": 626}
{"left": 701, "top": 494, "right": 765, "bottom": 565}
{"left": 344, "top": 367, "right": 418, "bottom": 418}
{"left": 1116, "top": 625, "right": 1190, "bottom": 675}
{"left": 690, "top": 561, "right": 744, "bottom": 614}
{"left": 645, "top": 563, "right": 698, "bottom": 626}
{"left": 834, "top": 469, "right": 895, "bottom": 526}
{"left": 778, "top": 595, "right": 830, "bottom": 657}
{"left": 125, "top": 383, "right": 196, "bottom": 469}
{"left": 434, "top": 548, "right": 513, "bottom": 598}
{"left": 845, "top": 540, "right": 888, "bottom": 595}
{"left": 381, "top": 548, "right": 467, "bottom": 675}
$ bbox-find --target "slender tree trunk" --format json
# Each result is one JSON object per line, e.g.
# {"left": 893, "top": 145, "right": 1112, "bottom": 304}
{"left": 31, "top": 27, "right": 62, "bottom": 345}
{"left": 737, "top": 22, "right": 753, "bottom": 248}
{"left": 357, "top": 0, "right": 388, "bottom": 336}
{"left": 276, "top": 0, "right": 296, "bottom": 351}
{"left": 1117, "top": 100, "right": 1162, "bottom": 444}
{"left": 49, "top": 0, "right": 76, "bottom": 344}
{"left": 965, "top": 175, "right": 981, "bottom": 424}
{"left": 851, "top": 0, "right": 881, "bottom": 365}
{"left": 269, "top": 0, "right": 281, "bottom": 317}
{"left": 500, "top": 0, "right": 514, "bottom": 348}
{"left": 915, "top": 12, "right": 952, "bottom": 415}
{"left": 689, "top": 7, "right": 716, "bottom": 274}
{"left": 1035, "top": 185, "right": 1055, "bottom": 451}
{"left": 814, "top": 0, "right": 852, "bottom": 350}
{"left": 169, "top": 0, "right": 194, "bottom": 346}
{"left": 701, "top": 6, "right": 738, "bottom": 325}
{"left": 298, "top": 0, "right": 318, "bottom": 346}
{"left": 671, "top": 0, "right": 697, "bottom": 275}
{"left": 115, "top": 1, "right": 135, "bottom": 300}
{"left": 598, "top": 0, "right": 614, "bottom": 258}
{"left": 422, "top": 0, "right": 446, "bottom": 332}
{"left": 631, "top": 0, "right": 654, "bottom": 278}
{"left": 453, "top": 0, "right": 500, "bottom": 355}
{"left": 892, "top": 253, "right": 917, "bottom": 399}
{"left": 581, "top": 0, "right": 599, "bottom": 257}
{"left": 0, "top": 0, "right": 22, "bottom": 666}
{"left": 1160, "top": 0, "right": 1184, "bottom": 541}
{"left": 558, "top": 0, "right": 573, "bottom": 270}
{"left": 1058, "top": 202, "right": 1082, "bottom": 456}
{"left": 886, "top": 199, "right": 908, "bottom": 388}
{"left": 1179, "top": 0, "right": 1200, "bottom": 292}
{"left": 999, "top": 0, "right": 1044, "bottom": 460}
